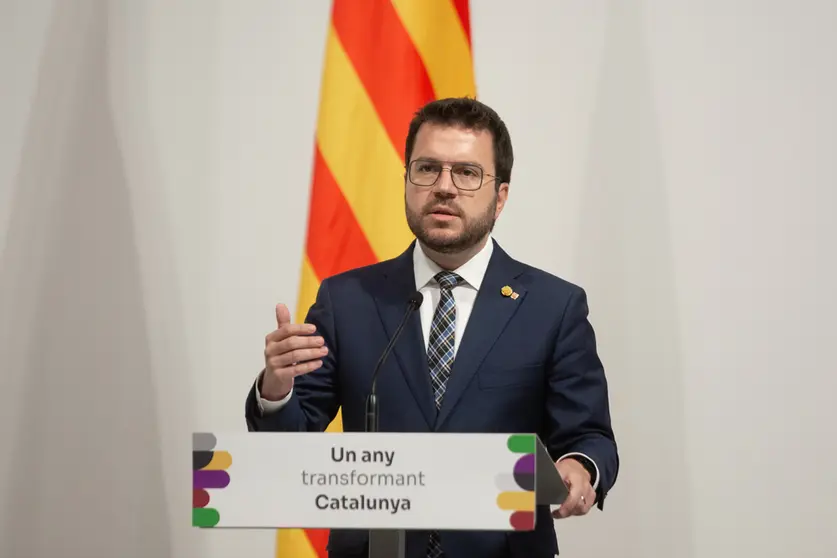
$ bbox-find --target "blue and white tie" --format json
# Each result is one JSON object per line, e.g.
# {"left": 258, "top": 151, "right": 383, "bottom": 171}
{"left": 426, "top": 270, "right": 463, "bottom": 558}
{"left": 427, "top": 271, "right": 462, "bottom": 410}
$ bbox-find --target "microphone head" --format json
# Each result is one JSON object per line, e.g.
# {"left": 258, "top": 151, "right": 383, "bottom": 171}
{"left": 409, "top": 291, "right": 424, "bottom": 309}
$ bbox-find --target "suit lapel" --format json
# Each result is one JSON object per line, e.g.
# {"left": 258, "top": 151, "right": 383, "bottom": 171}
{"left": 372, "top": 243, "right": 436, "bottom": 429}
{"left": 435, "top": 242, "right": 528, "bottom": 430}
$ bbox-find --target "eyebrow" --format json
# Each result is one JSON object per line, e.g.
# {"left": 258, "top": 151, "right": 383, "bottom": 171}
{"left": 414, "top": 156, "right": 484, "bottom": 168}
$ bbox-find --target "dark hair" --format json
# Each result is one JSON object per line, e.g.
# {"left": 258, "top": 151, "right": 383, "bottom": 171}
{"left": 404, "top": 97, "right": 513, "bottom": 188}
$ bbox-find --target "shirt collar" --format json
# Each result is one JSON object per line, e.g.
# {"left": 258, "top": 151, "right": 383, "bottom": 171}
{"left": 413, "top": 236, "right": 494, "bottom": 291}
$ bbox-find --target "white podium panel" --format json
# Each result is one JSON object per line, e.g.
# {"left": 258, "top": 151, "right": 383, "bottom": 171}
{"left": 192, "top": 432, "right": 547, "bottom": 532}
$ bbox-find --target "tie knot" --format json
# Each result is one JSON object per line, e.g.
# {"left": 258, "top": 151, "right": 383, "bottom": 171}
{"left": 434, "top": 271, "right": 463, "bottom": 290}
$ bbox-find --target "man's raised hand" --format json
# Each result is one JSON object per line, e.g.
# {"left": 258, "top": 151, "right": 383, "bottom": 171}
{"left": 260, "top": 303, "right": 327, "bottom": 400}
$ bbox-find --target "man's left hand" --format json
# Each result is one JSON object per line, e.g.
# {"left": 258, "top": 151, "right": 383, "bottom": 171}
{"left": 552, "top": 458, "right": 596, "bottom": 518}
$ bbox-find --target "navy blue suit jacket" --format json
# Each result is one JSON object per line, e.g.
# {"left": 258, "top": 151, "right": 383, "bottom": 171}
{"left": 245, "top": 240, "right": 618, "bottom": 558}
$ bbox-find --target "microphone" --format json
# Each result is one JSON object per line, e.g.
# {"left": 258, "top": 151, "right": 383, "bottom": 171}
{"left": 365, "top": 291, "right": 424, "bottom": 433}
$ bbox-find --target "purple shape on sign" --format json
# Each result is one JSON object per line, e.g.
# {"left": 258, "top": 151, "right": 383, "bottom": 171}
{"left": 194, "top": 470, "right": 230, "bottom": 489}
{"left": 514, "top": 454, "right": 535, "bottom": 475}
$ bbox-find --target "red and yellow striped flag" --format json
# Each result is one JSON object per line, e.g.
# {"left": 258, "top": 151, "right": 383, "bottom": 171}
{"left": 279, "top": 1, "right": 475, "bottom": 556}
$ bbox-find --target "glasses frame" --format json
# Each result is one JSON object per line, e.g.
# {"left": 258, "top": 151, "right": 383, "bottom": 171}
{"left": 406, "top": 158, "right": 499, "bottom": 192}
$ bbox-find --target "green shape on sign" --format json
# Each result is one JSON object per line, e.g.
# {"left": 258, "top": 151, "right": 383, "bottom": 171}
{"left": 193, "top": 507, "right": 220, "bottom": 527}
{"left": 507, "top": 434, "right": 535, "bottom": 454}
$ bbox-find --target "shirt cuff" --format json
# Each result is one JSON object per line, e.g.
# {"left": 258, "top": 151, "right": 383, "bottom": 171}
{"left": 254, "top": 372, "right": 293, "bottom": 415}
{"left": 558, "top": 452, "right": 600, "bottom": 491}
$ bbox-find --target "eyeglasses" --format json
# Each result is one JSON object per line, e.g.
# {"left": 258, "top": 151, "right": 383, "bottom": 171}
{"left": 406, "top": 159, "right": 498, "bottom": 191}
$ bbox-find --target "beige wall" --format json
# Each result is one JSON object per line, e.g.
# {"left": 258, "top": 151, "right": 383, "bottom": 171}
{"left": 1, "top": 1, "right": 835, "bottom": 557}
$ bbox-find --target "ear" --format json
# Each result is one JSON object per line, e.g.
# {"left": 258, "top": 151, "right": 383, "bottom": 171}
{"left": 495, "top": 182, "right": 510, "bottom": 218}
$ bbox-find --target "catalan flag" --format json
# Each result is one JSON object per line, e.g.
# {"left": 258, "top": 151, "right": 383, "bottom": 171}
{"left": 277, "top": 1, "right": 475, "bottom": 556}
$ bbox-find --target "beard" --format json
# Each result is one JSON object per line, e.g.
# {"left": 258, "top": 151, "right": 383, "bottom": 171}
{"left": 406, "top": 194, "right": 497, "bottom": 254}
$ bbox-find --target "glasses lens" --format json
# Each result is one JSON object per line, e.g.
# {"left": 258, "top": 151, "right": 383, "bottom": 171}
{"left": 410, "top": 161, "right": 441, "bottom": 185}
{"left": 450, "top": 163, "right": 483, "bottom": 190}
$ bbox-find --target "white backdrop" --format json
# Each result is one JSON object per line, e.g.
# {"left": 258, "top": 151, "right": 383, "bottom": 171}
{"left": 1, "top": 1, "right": 836, "bottom": 557}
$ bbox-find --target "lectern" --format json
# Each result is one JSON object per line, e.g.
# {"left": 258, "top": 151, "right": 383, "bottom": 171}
{"left": 192, "top": 431, "right": 569, "bottom": 558}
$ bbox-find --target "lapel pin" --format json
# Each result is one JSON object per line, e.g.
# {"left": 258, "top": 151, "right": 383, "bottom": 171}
{"left": 501, "top": 285, "right": 513, "bottom": 297}
{"left": 510, "top": 292, "right": 519, "bottom": 300}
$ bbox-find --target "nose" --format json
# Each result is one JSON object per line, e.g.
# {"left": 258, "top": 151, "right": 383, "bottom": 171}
{"left": 432, "top": 166, "right": 458, "bottom": 195}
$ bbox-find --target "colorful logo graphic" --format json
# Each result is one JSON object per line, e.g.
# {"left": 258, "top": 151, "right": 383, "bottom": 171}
{"left": 495, "top": 434, "right": 536, "bottom": 530}
{"left": 192, "top": 433, "right": 232, "bottom": 528}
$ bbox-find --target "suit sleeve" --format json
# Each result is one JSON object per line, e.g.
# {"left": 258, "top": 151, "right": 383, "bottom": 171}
{"left": 545, "top": 286, "right": 619, "bottom": 509}
{"left": 245, "top": 279, "right": 341, "bottom": 432}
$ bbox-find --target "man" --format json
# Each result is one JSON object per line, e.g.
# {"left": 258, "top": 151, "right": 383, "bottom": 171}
{"left": 245, "top": 97, "right": 618, "bottom": 557}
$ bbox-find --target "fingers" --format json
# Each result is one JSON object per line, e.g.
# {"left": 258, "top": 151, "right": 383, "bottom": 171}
{"left": 580, "top": 486, "right": 596, "bottom": 514}
{"left": 266, "top": 323, "right": 316, "bottom": 343}
{"left": 264, "top": 323, "right": 326, "bottom": 370}
{"left": 279, "top": 359, "right": 324, "bottom": 377}
{"left": 555, "top": 480, "right": 585, "bottom": 518}
{"left": 267, "top": 344, "right": 329, "bottom": 368}
{"left": 552, "top": 475, "right": 596, "bottom": 519}
{"left": 266, "top": 334, "right": 324, "bottom": 356}
{"left": 275, "top": 303, "right": 291, "bottom": 327}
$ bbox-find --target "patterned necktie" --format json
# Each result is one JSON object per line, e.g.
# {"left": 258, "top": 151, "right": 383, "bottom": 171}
{"left": 427, "top": 270, "right": 463, "bottom": 410}
{"left": 426, "top": 270, "right": 462, "bottom": 558}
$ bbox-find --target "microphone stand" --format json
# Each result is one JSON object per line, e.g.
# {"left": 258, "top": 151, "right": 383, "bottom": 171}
{"left": 365, "top": 293, "right": 422, "bottom": 434}
{"left": 365, "top": 293, "right": 422, "bottom": 558}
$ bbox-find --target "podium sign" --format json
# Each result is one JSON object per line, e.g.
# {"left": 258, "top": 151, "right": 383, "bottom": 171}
{"left": 192, "top": 432, "right": 566, "bottom": 532}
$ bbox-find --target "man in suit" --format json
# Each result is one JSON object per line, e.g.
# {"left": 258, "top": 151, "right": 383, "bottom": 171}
{"left": 245, "top": 97, "right": 618, "bottom": 557}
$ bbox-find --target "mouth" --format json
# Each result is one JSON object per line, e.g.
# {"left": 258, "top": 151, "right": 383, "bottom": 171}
{"left": 426, "top": 206, "right": 460, "bottom": 218}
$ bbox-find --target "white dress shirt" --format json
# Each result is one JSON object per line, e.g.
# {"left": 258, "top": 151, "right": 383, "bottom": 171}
{"left": 254, "top": 236, "right": 599, "bottom": 492}
{"left": 413, "top": 233, "right": 493, "bottom": 355}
